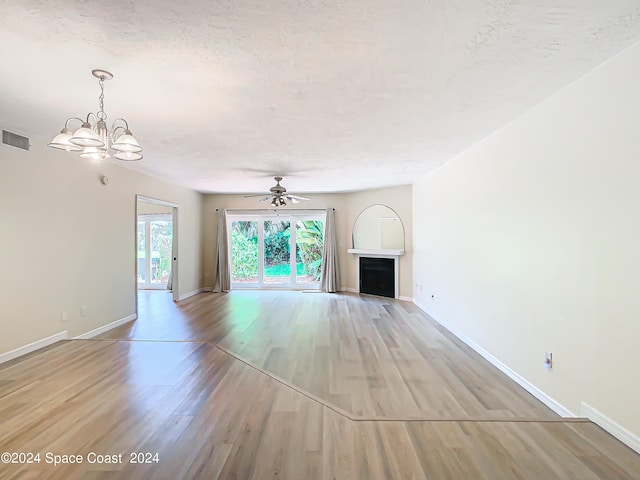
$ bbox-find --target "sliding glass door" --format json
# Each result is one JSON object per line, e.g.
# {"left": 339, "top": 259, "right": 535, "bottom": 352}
{"left": 228, "top": 212, "right": 324, "bottom": 289}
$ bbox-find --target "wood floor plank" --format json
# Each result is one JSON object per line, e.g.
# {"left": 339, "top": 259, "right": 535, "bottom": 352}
{"left": 103, "top": 290, "right": 559, "bottom": 420}
{"left": 1, "top": 291, "right": 639, "bottom": 479}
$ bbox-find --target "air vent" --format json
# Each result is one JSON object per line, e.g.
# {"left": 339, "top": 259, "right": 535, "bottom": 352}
{"left": 2, "top": 130, "right": 30, "bottom": 150}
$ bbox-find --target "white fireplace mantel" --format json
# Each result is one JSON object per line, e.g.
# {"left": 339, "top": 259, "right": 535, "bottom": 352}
{"left": 347, "top": 248, "right": 404, "bottom": 257}
{"left": 347, "top": 249, "right": 403, "bottom": 299}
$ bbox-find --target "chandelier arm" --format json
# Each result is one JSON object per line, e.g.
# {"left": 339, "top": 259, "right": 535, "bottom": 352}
{"left": 110, "top": 125, "right": 127, "bottom": 143}
{"left": 84, "top": 112, "right": 99, "bottom": 126}
{"left": 110, "top": 118, "right": 130, "bottom": 131}
{"left": 63, "top": 117, "right": 85, "bottom": 129}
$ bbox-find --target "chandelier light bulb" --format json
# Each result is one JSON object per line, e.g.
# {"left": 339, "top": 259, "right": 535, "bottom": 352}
{"left": 112, "top": 130, "right": 142, "bottom": 153}
{"left": 70, "top": 123, "right": 104, "bottom": 147}
{"left": 80, "top": 146, "right": 110, "bottom": 161}
{"left": 113, "top": 151, "right": 143, "bottom": 161}
{"left": 48, "top": 128, "right": 83, "bottom": 151}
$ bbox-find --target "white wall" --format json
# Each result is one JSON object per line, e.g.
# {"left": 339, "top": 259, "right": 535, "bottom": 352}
{"left": 137, "top": 201, "right": 173, "bottom": 214}
{"left": 0, "top": 139, "right": 202, "bottom": 356}
{"left": 413, "top": 40, "right": 640, "bottom": 439}
{"left": 202, "top": 184, "right": 412, "bottom": 298}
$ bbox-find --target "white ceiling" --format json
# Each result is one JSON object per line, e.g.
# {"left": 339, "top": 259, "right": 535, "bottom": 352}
{"left": 1, "top": 1, "right": 640, "bottom": 194}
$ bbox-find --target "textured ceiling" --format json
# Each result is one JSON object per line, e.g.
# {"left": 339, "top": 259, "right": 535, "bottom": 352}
{"left": 1, "top": 1, "right": 640, "bottom": 194}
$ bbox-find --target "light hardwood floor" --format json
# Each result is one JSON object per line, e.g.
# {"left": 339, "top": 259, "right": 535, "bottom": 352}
{"left": 0, "top": 290, "right": 638, "bottom": 479}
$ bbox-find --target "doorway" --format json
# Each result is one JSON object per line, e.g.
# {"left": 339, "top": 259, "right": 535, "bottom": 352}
{"left": 137, "top": 213, "right": 173, "bottom": 289}
{"left": 136, "top": 196, "right": 179, "bottom": 302}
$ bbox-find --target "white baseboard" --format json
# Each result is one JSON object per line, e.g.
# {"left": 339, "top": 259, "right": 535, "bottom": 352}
{"left": 413, "top": 299, "right": 575, "bottom": 418}
{"left": 177, "top": 288, "right": 206, "bottom": 301}
{"left": 74, "top": 314, "right": 137, "bottom": 340}
{"left": 338, "top": 287, "right": 410, "bottom": 302}
{"left": 339, "top": 287, "right": 358, "bottom": 293}
{"left": 0, "top": 331, "right": 69, "bottom": 365}
{"left": 581, "top": 402, "right": 640, "bottom": 454}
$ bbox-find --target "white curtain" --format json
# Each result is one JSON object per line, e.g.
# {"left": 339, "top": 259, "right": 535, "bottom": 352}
{"left": 214, "top": 209, "right": 230, "bottom": 292}
{"left": 320, "top": 208, "right": 339, "bottom": 293}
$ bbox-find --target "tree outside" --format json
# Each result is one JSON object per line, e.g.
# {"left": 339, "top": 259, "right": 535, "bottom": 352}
{"left": 296, "top": 220, "right": 324, "bottom": 281}
{"left": 137, "top": 218, "right": 173, "bottom": 285}
{"left": 230, "top": 219, "right": 325, "bottom": 284}
{"left": 231, "top": 221, "right": 259, "bottom": 281}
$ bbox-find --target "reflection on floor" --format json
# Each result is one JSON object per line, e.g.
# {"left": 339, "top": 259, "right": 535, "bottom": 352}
{"left": 0, "top": 290, "right": 638, "bottom": 479}
{"left": 111, "top": 290, "right": 557, "bottom": 421}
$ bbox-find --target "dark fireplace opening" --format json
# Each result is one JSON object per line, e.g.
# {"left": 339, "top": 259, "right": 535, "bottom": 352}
{"left": 359, "top": 257, "right": 394, "bottom": 298}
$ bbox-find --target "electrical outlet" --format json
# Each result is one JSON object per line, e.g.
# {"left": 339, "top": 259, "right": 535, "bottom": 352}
{"left": 80, "top": 306, "right": 87, "bottom": 317}
{"left": 61, "top": 312, "right": 68, "bottom": 323}
{"left": 544, "top": 352, "right": 553, "bottom": 370}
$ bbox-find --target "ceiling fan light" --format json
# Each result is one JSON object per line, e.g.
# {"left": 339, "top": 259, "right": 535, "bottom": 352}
{"left": 111, "top": 130, "right": 142, "bottom": 152}
{"left": 48, "top": 128, "right": 82, "bottom": 151}
{"left": 113, "top": 150, "right": 143, "bottom": 161}
{"left": 70, "top": 124, "right": 104, "bottom": 147}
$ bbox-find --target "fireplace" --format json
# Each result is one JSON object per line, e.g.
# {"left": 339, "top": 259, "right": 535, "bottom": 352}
{"left": 359, "top": 257, "right": 395, "bottom": 298}
{"left": 348, "top": 248, "right": 404, "bottom": 299}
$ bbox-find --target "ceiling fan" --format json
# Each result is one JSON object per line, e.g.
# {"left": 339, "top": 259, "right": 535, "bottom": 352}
{"left": 244, "top": 176, "right": 310, "bottom": 207}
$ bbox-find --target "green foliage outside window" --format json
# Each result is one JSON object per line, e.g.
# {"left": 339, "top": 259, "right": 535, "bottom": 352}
{"left": 264, "top": 221, "right": 290, "bottom": 266}
{"left": 296, "top": 220, "right": 324, "bottom": 280}
{"left": 231, "top": 229, "right": 258, "bottom": 279}
{"left": 230, "top": 219, "right": 324, "bottom": 281}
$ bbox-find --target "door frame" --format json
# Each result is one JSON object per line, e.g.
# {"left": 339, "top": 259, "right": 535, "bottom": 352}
{"left": 135, "top": 196, "right": 179, "bottom": 315}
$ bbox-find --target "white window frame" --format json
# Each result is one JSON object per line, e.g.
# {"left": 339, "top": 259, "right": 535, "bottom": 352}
{"left": 226, "top": 210, "right": 326, "bottom": 290}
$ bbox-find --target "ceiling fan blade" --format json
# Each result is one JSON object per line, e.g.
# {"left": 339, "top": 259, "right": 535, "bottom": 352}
{"left": 246, "top": 177, "right": 311, "bottom": 205}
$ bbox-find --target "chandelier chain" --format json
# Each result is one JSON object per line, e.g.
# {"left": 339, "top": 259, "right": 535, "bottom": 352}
{"left": 97, "top": 78, "right": 107, "bottom": 121}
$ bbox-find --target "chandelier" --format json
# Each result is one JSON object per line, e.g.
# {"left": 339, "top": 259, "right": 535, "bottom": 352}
{"left": 48, "top": 69, "right": 143, "bottom": 161}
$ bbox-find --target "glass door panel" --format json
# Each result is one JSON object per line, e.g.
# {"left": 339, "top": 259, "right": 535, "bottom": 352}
{"left": 263, "top": 220, "right": 291, "bottom": 285}
{"left": 231, "top": 220, "right": 259, "bottom": 285}
{"left": 137, "top": 215, "right": 172, "bottom": 289}
{"left": 295, "top": 220, "right": 324, "bottom": 286}
{"left": 150, "top": 220, "right": 172, "bottom": 285}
